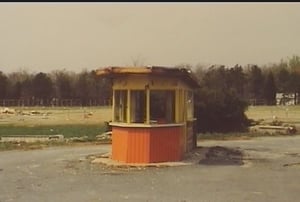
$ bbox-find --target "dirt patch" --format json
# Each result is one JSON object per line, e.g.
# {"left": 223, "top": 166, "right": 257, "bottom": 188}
{"left": 199, "top": 146, "right": 244, "bottom": 166}
{"left": 283, "top": 162, "right": 300, "bottom": 167}
{"left": 284, "top": 152, "right": 300, "bottom": 157}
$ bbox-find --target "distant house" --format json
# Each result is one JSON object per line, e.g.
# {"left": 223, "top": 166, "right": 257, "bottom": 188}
{"left": 276, "top": 93, "right": 298, "bottom": 105}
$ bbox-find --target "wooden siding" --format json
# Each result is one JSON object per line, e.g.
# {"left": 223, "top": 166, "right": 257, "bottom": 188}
{"left": 186, "top": 120, "right": 195, "bottom": 152}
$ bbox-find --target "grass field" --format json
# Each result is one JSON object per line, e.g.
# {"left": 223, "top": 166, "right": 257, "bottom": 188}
{"left": 0, "top": 106, "right": 112, "bottom": 139}
{"left": 1, "top": 105, "right": 300, "bottom": 139}
{"left": 245, "top": 105, "right": 300, "bottom": 126}
{"left": 0, "top": 106, "right": 112, "bottom": 126}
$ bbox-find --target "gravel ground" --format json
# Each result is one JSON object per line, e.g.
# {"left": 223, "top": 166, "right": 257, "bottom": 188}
{"left": 1, "top": 136, "right": 300, "bottom": 202}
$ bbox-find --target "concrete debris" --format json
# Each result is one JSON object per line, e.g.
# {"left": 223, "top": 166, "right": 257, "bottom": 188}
{"left": 96, "top": 131, "right": 112, "bottom": 141}
{"left": 20, "top": 111, "right": 31, "bottom": 116}
{"left": 250, "top": 125, "right": 297, "bottom": 135}
{"left": 0, "top": 108, "right": 52, "bottom": 117}
{"left": 0, "top": 134, "right": 64, "bottom": 143}
{"left": 1, "top": 107, "right": 16, "bottom": 114}
{"left": 68, "top": 135, "right": 89, "bottom": 142}
{"left": 84, "top": 112, "right": 94, "bottom": 119}
{"left": 48, "top": 134, "right": 64, "bottom": 141}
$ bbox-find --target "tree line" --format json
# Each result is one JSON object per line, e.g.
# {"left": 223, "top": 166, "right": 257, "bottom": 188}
{"left": 184, "top": 55, "right": 300, "bottom": 133}
{"left": 0, "top": 55, "right": 300, "bottom": 107}
{"left": 0, "top": 55, "right": 300, "bottom": 132}
{"left": 0, "top": 69, "right": 112, "bottom": 106}
{"left": 191, "top": 55, "right": 300, "bottom": 107}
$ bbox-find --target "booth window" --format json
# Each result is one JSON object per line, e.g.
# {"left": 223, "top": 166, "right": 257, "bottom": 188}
{"left": 130, "top": 90, "right": 146, "bottom": 123}
{"left": 114, "top": 90, "right": 127, "bottom": 122}
{"left": 150, "top": 90, "right": 175, "bottom": 123}
{"left": 187, "top": 90, "right": 194, "bottom": 120}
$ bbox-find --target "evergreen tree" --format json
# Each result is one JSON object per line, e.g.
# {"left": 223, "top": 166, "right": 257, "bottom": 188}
{"left": 32, "top": 72, "right": 53, "bottom": 100}
{"left": 263, "top": 72, "right": 277, "bottom": 105}
{"left": 0, "top": 71, "right": 8, "bottom": 99}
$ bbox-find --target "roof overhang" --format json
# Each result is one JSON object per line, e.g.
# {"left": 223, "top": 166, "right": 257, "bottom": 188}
{"left": 96, "top": 66, "right": 200, "bottom": 88}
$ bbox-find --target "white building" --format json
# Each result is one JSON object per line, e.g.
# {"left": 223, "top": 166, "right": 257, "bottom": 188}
{"left": 276, "top": 93, "right": 298, "bottom": 105}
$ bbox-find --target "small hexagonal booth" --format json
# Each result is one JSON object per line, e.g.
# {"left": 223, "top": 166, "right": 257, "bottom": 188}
{"left": 96, "top": 66, "right": 199, "bottom": 163}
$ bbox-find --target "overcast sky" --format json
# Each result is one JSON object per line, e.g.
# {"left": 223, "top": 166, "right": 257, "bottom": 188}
{"left": 0, "top": 2, "right": 300, "bottom": 73}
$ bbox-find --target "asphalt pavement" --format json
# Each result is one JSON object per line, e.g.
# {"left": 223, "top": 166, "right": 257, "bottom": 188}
{"left": 1, "top": 136, "right": 300, "bottom": 202}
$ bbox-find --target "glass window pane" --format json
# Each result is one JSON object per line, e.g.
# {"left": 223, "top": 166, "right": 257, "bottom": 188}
{"left": 130, "top": 90, "right": 146, "bottom": 123}
{"left": 187, "top": 90, "right": 194, "bottom": 120}
{"left": 114, "top": 90, "right": 127, "bottom": 122}
{"left": 150, "top": 90, "right": 175, "bottom": 124}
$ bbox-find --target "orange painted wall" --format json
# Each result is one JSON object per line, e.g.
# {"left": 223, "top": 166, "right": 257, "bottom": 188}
{"left": 111, "top": 126, "right": 183, "bottom": 163}
{"left": 126, "top": 128, "right": 150, "bottom": 163}
{"left": 149, "top": 127, "right": 183, "bottom": 162}
{"left": 111, "top": 127, "right": 128, "bottom": 162}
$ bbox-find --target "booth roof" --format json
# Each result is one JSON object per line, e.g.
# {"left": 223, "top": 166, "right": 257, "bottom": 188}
{"left": 96, "top": 66, "right": 200, "bottom": 88}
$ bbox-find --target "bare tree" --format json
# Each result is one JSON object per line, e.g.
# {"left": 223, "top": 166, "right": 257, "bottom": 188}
{"left": 131, "top": 54, "right": 146, "bottom": 67}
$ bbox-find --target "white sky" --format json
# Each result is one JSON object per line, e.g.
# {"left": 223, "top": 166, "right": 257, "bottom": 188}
{"left": 0, "top": 2, "right": 300, "bottom": 73}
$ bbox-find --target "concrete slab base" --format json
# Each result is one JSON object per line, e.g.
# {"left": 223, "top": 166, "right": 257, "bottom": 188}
{"left": 91, "top": 153, "right": 193, "bottom": 168}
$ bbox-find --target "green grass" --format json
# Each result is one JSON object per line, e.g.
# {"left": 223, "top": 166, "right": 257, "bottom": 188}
{"left": 1, "top": 105, "right": 300, "bottom": 144}
{"left": 245, "top": 105, "right": 300, "bottom": 126}
{"left": 0, "top": 124, "right": 106, "bottom": 140}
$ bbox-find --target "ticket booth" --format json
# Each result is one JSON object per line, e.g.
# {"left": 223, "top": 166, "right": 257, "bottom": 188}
{"left": 96, "top": 66, "right": 199, "bottom": 163}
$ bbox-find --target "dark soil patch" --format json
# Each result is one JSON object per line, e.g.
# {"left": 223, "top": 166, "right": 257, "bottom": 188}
{"left": 199, "top": 146, "right": 244, "bottom": 166}
{"left": 283, "top": 162, "right": 300, "bottom": 167}
{"left": 284, "top": 153, "right": 300, "bottom": 157}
